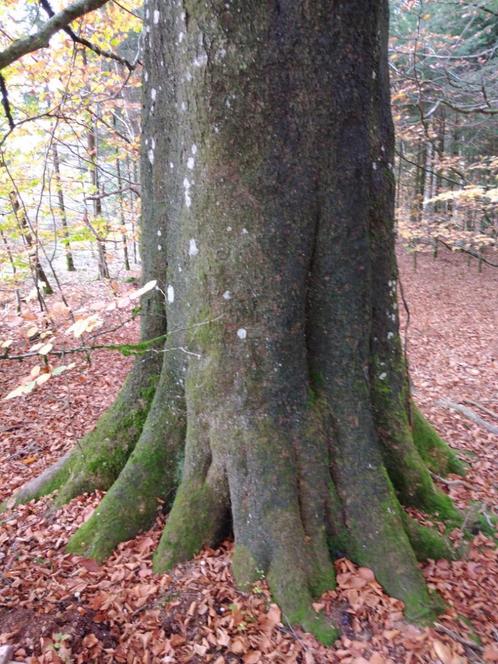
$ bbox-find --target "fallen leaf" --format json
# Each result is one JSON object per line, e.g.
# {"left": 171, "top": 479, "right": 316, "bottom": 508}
{"left": 433, "top": 639, "right": 453, "bottom": 664}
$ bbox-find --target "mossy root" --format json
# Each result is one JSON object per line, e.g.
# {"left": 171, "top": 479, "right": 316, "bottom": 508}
{"left": 412, "top": 406, "right": 466, "bottom": 476}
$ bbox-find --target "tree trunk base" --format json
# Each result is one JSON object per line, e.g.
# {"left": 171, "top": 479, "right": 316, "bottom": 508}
{"left": 4, "top": 376, "right": 468, "bottom": 643}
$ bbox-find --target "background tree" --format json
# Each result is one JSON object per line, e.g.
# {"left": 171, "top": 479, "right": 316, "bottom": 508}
{"left": 390, "top": 0, "right": 498, "bottom": 263}
{"left": 0, "top": 0, "right": 142, "bottom": 289}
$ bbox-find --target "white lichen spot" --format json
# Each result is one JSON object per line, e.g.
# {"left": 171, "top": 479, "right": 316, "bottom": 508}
{"left": 145, "top": 8, "right": 149, "bottom": 18}
{"left": 189, "top": 238, "right": 198, "bottom": 256}
{"left": 226, "top": 226, "right": 232, "bottom": 231}
{"left": 169, "top": 162, "right": 174, "bottom": 169}
{"left": 144, "top": 70, "right": 149, "bottom": 82}
{"left": 183, "top": 178, "right": 192, "bottom": 208}
{"left": 237, "top": 328, "right": 247, "bottom": 340}
{"left": 157, "top": 229, "right": 162, "bottom": 237}
{"left": 242, "top": 228, "right": 248, "bottom": 235}
{"left": 222, "top": 290, "right": 232, "bottom": 300}
{"left": 372, "top": 70, "right": 377, "bottom": 79}
{"left": 153, "top": 9, "right": 160, "bottom": 23}
{"left": 181, "top": 101, "right": 187, "bottom": 111}
{"left": 193, "top": 54, "right": 208, "bottom": 68}
{"left": 372, "top": 162, "right": 377, "bottom": 170}
{"left": 387, "top": 331, "right": 394, "bottom": 340}
{"left": 167, "top": 285, "right": 175, "bottom": 303}
{"left": 151, "top": 137, "right": 156, "bottom": 150}
{"left": 191, "top": 144, "right": 197, "bottom": 155}
{"left": 185, "top": 71, "right": 192, "bottom": 82}
{"left": 379, "top": 372, "right": 387, "bottom": 381}
{"left": 187, "top": 156, "right": 195, "bottom": 170}
{"left": 151, "top": 88, "right": 157, "bottom": 101}
{"left": 178, "top": 31, "right": 184, "bottom": 44}
{"left": 148, "top": 149, "right": 154, "bottom": 165}
{"left": 157, "top": 244, "right": 162, "bottom": 251}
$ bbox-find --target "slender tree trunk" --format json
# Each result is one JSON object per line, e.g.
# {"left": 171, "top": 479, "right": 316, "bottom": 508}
{"left": 0, "top": 229, "right": 22, "bottom": 312}
{"left": 434, "top": 107, "right": 445, "bottom": 208}
{"left": 87, "top": 118, "right": 110, "bottom": 279}
{"left": 126, "top": 156, "right": 139, "bottom": 264}
{"left": 116, "top": 157, "right": 131, "bottom": 271}
{"left": 8, "top": 0, "right": 474, "bottom": 642}
{"left": 418, "top": 140, "right": 427, "bottom": 224}
{"left": 9, "top": 191, "right": 53, "bottom": 296}
{"left": 52, "top": 142, "right": 76, "bottom": 272}
{"left": 447, "top": 112, "right": 460, "bottom": 219}
{"left": 396, "top": 139, "right": 403, "bottom": 209}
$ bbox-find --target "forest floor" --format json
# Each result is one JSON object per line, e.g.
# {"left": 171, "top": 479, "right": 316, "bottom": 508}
{"left": 0, "top": 248, "right": 497, "bottom": 664}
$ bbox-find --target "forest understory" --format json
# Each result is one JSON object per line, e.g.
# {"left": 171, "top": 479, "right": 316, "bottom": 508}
{"left": 0, "top": 248, "right": 497, "bottom": 664}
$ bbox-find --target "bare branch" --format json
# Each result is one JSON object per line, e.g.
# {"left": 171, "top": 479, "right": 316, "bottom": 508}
{"left": 39, "top": 0, "right": 138, "bottom": 71}
{"left": 435, "top": 238, "right": 498, "bottom": 268}
{"left": 0, "top": 73, "right": 14, "bottom": 129}
{"left": 0, "top": 0, "right": 110, "bottom": 71}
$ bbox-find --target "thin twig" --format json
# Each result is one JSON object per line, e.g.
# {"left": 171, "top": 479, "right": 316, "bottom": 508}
{"left": 461, "top": 399, "right": 498, "bottom": 421}
{"left": 434, "top": 622, "right": 483, "bottom": 653}
{"left": 438, "top": 398, "right": 498, "bottom": 435}
{"left": 39, "top": 0, "right": 137, "bottom": 71}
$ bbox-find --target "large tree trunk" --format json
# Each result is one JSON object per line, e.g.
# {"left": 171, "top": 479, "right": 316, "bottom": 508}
{"left": 7, "top": 0, "right": 469, "bottom": 642}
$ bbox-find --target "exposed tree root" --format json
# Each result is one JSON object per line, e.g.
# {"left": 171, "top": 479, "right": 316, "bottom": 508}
{"left": 1, "top": 361, "right": 158, "bottom": 513}
{"left": 1, "top": 450, "right": 72, "bottom": 513}
{"left": 412, "top": 406, "right": 466, "bottom": 476}
{"left": 401, "top": 513, "right": 456, "bottom": 562}
{"left": 67, "top": 368, "right": 185, "bottom": 560}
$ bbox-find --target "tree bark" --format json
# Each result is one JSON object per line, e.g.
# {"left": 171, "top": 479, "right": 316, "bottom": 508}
{"left": 7, "top": 0, "right": 472, "bottom": 642}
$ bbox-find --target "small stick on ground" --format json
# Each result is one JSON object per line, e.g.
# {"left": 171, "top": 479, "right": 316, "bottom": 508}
{"left": 461, "top": 399, "right": 498, "bottom": 422}
{"left": 434, "top": 622, "right": 483, "bottom": 653}
{"left": 437, "top": 399, "right": 498, "bottom": 436}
